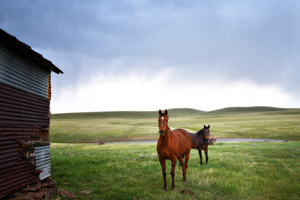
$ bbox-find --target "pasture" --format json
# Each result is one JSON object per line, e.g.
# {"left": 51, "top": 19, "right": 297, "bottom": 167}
{"left": 50, "top": 107, "right": 300, "bottom": 143}
{"left": 51, "top": 141, "right": 300, "bottom": 199}
{"left": 49, "top": 107, "right": 300, "bottom": 199}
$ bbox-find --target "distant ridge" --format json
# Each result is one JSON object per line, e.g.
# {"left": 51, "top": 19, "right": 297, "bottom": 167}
{"left": 52, "top": 106, "right": 300, "bottom": 118}
{"left": 167, "top": 108, "right": 205, "bottom": 115}
{"left": 208, "top": 106, "right": 300, "bottom": 115}
{"left": 210, "top": 106, "right": 283, "bottom": 113}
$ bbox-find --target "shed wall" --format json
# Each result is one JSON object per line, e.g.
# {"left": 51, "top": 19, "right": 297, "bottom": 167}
{"left": 0, "top": 29, "right": 60, "bottom": 199}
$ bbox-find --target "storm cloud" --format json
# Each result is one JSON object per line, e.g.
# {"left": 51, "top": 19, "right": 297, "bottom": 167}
{"left": 1, "top": 0, "right": 299, "bottom": 113}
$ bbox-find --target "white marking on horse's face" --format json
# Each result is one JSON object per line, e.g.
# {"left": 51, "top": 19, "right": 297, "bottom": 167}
{"left": 161, "top": 116, "right": 164, "bottom": 127}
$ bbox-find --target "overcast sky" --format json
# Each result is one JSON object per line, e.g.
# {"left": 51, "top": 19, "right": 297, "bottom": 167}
{"left": 1, "top": 0, "right": 300, "bottom": 113}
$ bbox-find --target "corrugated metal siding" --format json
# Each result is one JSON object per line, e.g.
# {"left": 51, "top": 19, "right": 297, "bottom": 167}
{"left": 0, "top": 82, "right": 50, "bottom": 198}
{"left": 0, "top": 83, "right": 49, "bottom": 197}
{"left": 0, "top": 82, "right": 50, "bottom": 143}
{"left": 35, "top": 145, "right": 51, "bottom": 180}
{"left": 0, "top": 135, "right": 40, "bottom": 199}
{"left": 0, "top": 45, "right": 50, "bottom": 99}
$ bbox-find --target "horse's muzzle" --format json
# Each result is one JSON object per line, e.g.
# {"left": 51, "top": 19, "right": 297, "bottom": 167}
{"left": 159, "top": 130, "right": 165, "bottom": 136}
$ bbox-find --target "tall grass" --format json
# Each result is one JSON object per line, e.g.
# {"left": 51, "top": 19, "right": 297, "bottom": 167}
{"left": 50, "top": 107, "right": 300, "bottom": 142}
{"left": 51, "top": 141, "right": 300, "bottom": 200}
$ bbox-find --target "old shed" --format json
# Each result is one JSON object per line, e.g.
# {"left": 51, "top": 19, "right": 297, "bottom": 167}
{"left": 0, "top": 28, "right": 63, "bottom": 198}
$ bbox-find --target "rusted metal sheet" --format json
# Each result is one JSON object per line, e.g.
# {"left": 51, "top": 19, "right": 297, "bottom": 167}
{"left": 0, "top": 45, "right": 50, "bottom": 99}
{"left": 0, "top": 82, "right": 50, "bottom": 197}
{"left": 0, "top": 82, "right": 50, "bottom": 142}
{"left": 35, "top": 145, "right": 51, "bottom": 180}
{"left": 0, "top": 135, "right": 18, "bottom": 169}
{"left": 0, "top": 135, "right": 40, "bottom": 199}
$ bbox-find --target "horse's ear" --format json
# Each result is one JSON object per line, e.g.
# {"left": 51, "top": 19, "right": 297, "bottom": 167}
{"left": 204, "top": 125, "right": 206, "bottom": 128}
{"left": 165, "top": 109, "right": 168, "bottom": 115}
{"left": 208, "top": 125, "right": 210, "bottom": 128}
{"left": 159, "top": 109, "right": 162, "bottom": 115}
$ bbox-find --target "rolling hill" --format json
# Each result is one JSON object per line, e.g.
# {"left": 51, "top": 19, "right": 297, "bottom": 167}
{"left": 50, "top": 107, "right": 300, "bottom": 142}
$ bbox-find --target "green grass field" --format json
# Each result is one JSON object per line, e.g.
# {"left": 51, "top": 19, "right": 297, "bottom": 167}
{"left": 51, "top": 141, "right": 300, "bottom": 200}
{"left": 49, "top": 107, "right": 300, "bottom": 199}
{"left": 50, "top": 107, "right": 300, "bottom": 143}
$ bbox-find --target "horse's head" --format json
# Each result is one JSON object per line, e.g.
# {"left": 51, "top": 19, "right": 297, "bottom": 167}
{"left": 158, "top": 109, "right": 169, "bottom": 136}
{"left": 204, "top": 125, "right": 210, "bottom": 142}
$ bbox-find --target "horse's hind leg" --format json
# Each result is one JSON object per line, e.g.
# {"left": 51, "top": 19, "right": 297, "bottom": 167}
{"left": 177, "top": 155, "right": 186, "bottom": 182}
{"left": 184, "top": 149, "right": 190, "bottom": 182}
{"left": 171, "top": 158, "right": 177, "bottom": 190}
{"left": 177, "top": 150, "right": 190, "bottom": 184}
{"left": 178, "top": 154, "right": 184, "bottom": 167}
{"left": 159, "top": 156, "right": 167, "bottom": 191}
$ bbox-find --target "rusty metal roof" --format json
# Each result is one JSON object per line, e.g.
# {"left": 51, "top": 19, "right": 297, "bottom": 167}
{"left": 0, "top": 28, "right": 63, "bottom": 74}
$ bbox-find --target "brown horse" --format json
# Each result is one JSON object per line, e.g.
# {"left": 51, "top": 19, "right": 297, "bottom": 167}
{"left": 188, "top": 125, "right": 211, "bottom": 165}
{"left": 156, "top": 109, "right": 191, "bottom": 191}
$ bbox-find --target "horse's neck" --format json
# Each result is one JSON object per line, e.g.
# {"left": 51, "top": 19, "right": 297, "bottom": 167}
{"left": 196, "top": 130, "right": 205, "bottom": 144}
{"left": 188, "top": 132, "right": 196, "bottom": 147}
{"left": 160, "top": 127, "right": 172, "bottom": 146}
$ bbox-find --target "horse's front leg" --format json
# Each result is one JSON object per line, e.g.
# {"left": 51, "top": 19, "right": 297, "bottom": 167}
{"left": 205, "top": 148, "right": 209, "bottom": 164}
{"left": 159, "top": 156, "right": 167, "bottom": 191}
{"left": 198, "top": 148, "right": 203, "bottom": 166}
{"left": 171, "top": 158, "right": 177, "bottom": 190}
